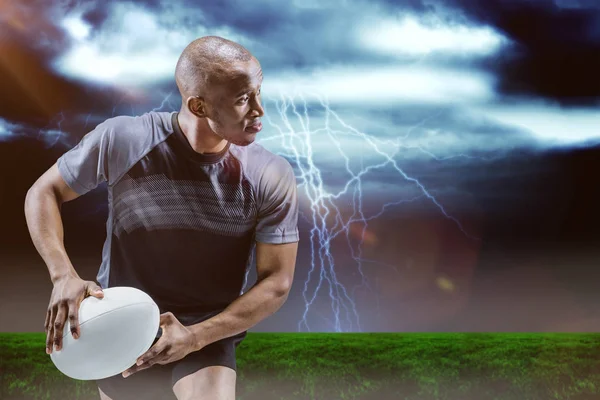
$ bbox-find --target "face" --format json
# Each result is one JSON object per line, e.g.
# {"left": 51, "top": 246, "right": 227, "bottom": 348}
{"left": 204, "top": 58, "right": 265, "bottom": 146}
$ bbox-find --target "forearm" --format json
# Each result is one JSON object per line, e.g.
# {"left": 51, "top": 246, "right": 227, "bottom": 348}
{"left": 189, "top": 276, "right": 290, "bottom": 350}
{"left": 24, "top": 188, "right": 79, "bottom": 284}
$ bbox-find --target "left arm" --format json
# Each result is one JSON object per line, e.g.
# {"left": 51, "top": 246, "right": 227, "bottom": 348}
{"left": 122, "top": 241, "right": 297, "bottom": 377}
{"left": 188, "top": 240, "right": 298, "bottom": 351}
{"left": 123, "top": 157, "right": 300, "bottom": 377}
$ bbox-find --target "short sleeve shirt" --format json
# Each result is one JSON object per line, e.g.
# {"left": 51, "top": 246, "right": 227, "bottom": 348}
{"left": 57, "top": 111, "right": 299, "bottom": 319}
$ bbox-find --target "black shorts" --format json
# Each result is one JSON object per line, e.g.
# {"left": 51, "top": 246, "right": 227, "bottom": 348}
{"left": 96, "top": 328, "right": 246, "bottom": 400}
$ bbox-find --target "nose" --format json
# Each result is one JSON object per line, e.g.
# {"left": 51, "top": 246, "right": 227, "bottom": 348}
{"left": 249, "top": 95, "right": 264, "bottom": 118}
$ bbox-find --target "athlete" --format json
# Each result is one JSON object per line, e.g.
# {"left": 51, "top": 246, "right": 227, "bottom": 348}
{"left": 24, "top": 36, "right": 299, "bottom": 400}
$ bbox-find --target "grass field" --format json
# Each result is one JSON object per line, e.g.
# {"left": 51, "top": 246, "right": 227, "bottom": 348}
{"left": 1, "top": 332, "right": 599, "bottom": 399}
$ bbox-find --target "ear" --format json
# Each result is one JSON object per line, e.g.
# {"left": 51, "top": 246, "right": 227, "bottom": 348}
{"left": 186, "top": 96, "right": 207, "bottom": 118}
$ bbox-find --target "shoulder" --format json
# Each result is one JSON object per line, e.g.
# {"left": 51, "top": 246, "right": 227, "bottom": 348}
{"left": 229, "top": 142, "right": 294, "bottom": 184}
{"left": 100, "top": 111, "right": 173, "bottom": 147}
{"left": 94, "top": 111, "right": 174, "bottom": 185}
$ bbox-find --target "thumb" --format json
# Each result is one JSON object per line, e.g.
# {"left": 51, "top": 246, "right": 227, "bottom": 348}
{"left": 159, "top": 311, "right": 174, "bottom": 326}
{"left": 87, "top": 284, "right": 104, "bottom": 299}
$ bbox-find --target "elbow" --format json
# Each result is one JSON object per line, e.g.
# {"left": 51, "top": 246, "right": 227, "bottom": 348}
{"left": 25, "top": 184, "right": 44, "bottom": 206}
{"left": 272, "top": 278, "right": 292, "bottom": 299}
{"left": 25, "top": 180, "right": 46, "bottom": 201}
{"left": 24, "top": 186, "right": 38, "bottom": 213}
{"left": 24, "top": 184, "right": 56, "bottom": 215}
{"left": 24, "top": 186, "right": 41, "bottom": 222}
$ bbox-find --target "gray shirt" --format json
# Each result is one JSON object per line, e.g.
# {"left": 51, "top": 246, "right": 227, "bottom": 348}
{"left": 57, "top": 111, "right": 299, "bottom": 321}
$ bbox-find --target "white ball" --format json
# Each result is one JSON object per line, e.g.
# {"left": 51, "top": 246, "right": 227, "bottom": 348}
{"left": 50, "top": 286, "right": 160, "bottom": 380}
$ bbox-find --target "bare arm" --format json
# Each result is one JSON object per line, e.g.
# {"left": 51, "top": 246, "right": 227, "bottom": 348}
{"left": 25, "top": 163, "right": 105, "bottom": 353}
{"left": 188, "top": 240, "right": 298, "bottom": 350}
{"left": 24, "top": 163, "right": 82, "bottom": 283}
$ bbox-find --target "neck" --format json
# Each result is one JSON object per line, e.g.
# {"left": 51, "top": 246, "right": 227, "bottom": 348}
{"left": 177, "top": 108, "right": 228, "bottom": 154}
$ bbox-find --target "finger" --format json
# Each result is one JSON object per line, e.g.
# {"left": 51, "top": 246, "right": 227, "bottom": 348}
{"left": 67, "top": 301, "right": 80, "bottom": 339}
{"left": 123, "top": 347, "right": 167, "bottom": 378}
{"left": 44, "top": 308, "right": 50, "bottom": 333}
{"left": 122, "top": 362, "right": 152, "bottom": 377}
{"left": 53, "top": 303, "right": 68, "bottom": 351}
{"left": 135, "top": 341, "right": 165, "bottom": 366}
{"left": 46, "top": 305, "right": 56, "bottom": 354}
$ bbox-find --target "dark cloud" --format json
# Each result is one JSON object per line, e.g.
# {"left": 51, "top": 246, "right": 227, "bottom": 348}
{"left": 191, "top": 1, "right": 294, "bottom": 35}
{"left": 0, "top": 39, "right": 83, "bottom": 126}
{"left": 0, "top": 1, "right": 150, "bottom": 128}
{"left": 441, "top": 0, "right": 600, "bottom": 105}
{"left": 0, "top": 1, "right": 69, "bottom": 59}
{"left": 0, "top": 45, "right": 136, "bottom": 130}
{"left": 81, "top": 6, "right": 112, "bottom": 27}
{"left": 374, "top": 0, "right": 600, "bottom": 104}
{"left": 1, "top": 0, "right": 599, "bottom": 334}
{"left": 6, "top": 0, "right": 600, "bottom": 108}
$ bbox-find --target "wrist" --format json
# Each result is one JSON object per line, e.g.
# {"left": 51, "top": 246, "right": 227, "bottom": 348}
{"left": 51, "top": 270, "right": 79, "bottom": 285}
{"left": 189, "top": 323, "right": 209, "bottom": 352}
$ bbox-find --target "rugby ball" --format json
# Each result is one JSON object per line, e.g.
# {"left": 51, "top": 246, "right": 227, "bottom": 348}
{"left": 50, "top": 286, "right": 160, "bottom": 380}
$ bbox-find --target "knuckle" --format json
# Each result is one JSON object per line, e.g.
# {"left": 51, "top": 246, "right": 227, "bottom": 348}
{"left": 54, "top": 321, "right": 63, "bottom": 329}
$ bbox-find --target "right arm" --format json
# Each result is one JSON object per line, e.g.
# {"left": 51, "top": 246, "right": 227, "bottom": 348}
{"left": 25, "top": 163, "right": 82, "bottom": 284}
{"left": 25, "top": 165, "right": 105, "bottom": 354}
{"left": 27, "top": 116, "right": 131, "bottom": 354}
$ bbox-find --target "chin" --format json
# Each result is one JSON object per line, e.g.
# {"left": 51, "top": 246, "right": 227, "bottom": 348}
{"left": 233, "top": 137, "right": 256, "bottom": 146}
{"left": 227, "top": 132, "right": 257, "bottom": 147}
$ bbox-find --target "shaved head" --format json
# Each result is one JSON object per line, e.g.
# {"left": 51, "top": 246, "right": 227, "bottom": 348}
{"left": 174, "top": 36, "right": 264, "bottom": 149}
{"left": 175, "top": 36, "right": 254, "bottom": 101}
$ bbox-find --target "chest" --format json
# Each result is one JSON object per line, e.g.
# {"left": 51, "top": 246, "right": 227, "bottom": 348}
{"left": 110, "top": 146, "right": 257, "bottom": 237}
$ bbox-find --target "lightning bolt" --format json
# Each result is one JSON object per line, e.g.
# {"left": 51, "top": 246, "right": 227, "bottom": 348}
{"left": 37, "top": 111, "right": 73, "bottom": 149}
{"left": 257, "top": 92, "right": 483, "bottom": 332}
{"left": 151, "top": 91, "right": 175, "bottom": 112}
{"left": 30, "top": 89, "right": 489, "bottom": 332}
{"left": 37, "top": 89, "right": 177, "bottom": 150}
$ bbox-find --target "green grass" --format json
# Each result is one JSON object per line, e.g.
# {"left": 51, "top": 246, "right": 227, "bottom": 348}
{"left": 2, "top": 333, "right": 600, "bottom": 399}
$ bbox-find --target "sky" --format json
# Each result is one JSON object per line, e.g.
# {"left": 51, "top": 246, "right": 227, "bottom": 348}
{"left": 1, "top": 0, "right": 600, "bottom": 333}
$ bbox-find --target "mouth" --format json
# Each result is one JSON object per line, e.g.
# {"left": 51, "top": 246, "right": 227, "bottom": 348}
{"left": 245, "top": 121, "right": 262, "bottom": 133}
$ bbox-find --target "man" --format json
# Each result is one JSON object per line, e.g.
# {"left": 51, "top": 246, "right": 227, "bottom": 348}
{"left": 24, "top": 36, "right": 299, "bottom": 400}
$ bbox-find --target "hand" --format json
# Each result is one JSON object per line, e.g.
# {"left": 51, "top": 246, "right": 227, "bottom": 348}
{"left": 45, "top": 275, "right": 104, "bottom": 354}
{"left": 122, "top": 312, "right": 198, "bottom": 378}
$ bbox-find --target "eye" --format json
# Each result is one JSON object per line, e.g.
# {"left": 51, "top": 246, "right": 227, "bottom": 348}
{"left": 237, "top": 96, "right": 249, "bottom": 104}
